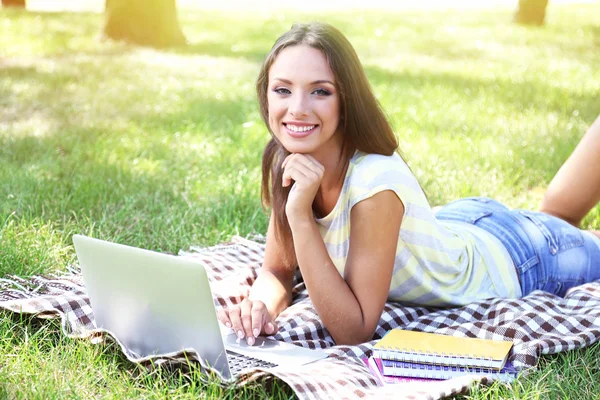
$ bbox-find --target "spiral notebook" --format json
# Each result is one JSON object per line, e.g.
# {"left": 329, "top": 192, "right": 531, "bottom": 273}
{"left": 362, "top": 357, "right": 435, "bottom": 385}
{"left": 380, "top": 358, "right": 518, "bottom": 382}
{"left": 373, "top": 329, "right": 513, "bottom": 370}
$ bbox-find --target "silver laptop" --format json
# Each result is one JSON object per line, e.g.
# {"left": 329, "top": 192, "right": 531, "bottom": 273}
{"left": 72, "top": 234, "right": 327, "bottom": 380}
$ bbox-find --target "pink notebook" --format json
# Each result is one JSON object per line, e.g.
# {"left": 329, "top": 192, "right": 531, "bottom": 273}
{"left": 362, "top": 357, "right": 434, "bottom": 384}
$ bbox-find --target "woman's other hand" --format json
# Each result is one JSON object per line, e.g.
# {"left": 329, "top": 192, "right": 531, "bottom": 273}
{"left": 217, "top": 299, "right": 278, "bottom": 346}
{"left": 282, "top": 153, "right": 324, "bottom": 223}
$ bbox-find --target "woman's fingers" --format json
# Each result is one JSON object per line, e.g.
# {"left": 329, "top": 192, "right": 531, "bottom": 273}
{"left": 282, "top": 164, "right": 315, "bottom": 187}
{"left": 282, "top": 154, "right": 324, "bottom": 173}
{"left": 218, "top": 301, "right": 276, "bottom": 346}
{"left": 296, "top": 159, "right": 323, "bottom": 177}
{"left": 251, "top": 301, "right": 268, "bottom": 338}
{"left": 282, "top": 158, "right": 323, "bottom": 188}
{"left": 251, "top": 301, "right": 278, "bottom": 336}
{"left": 240, "top": 299, "right": 255, "bottom": 344}
{"left": 282, "top": 153, "right": 293, "bottom": 169}
{"left": 264, "top": 320, "right": 278, "bottom": 335}
{"left": 227, "top": 305, "right": 244, "bottom": 340}
{"left": 232, "top": 299, "right": 272, "bottom": 345}
{"left": 301, "top": 154, "right": 325, "bottom": 173}
{"left": 216, "top": 309, "right": 232, "bottom": 328}
{"left": 282, "top": 164, "right": 309, "bottom": 187}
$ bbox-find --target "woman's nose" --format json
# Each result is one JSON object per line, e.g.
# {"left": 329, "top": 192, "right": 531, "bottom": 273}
{"left": 289, "top": 94, "right": 309, "bottom": 117}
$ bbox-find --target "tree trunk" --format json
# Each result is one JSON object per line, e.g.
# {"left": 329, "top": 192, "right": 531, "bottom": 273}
{"left": 1, "top": 0, "right": 26, "bottom": 7}
{"left": 103, "top": 0, "right": 186, "bottom": 48}
{"left": 514, "top": 0, "right": 549, "bottom": 26}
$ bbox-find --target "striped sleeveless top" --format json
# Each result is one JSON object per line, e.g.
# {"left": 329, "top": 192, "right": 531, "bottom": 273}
{"left": 315, "top": 151, "right": 522, "bottom": 306}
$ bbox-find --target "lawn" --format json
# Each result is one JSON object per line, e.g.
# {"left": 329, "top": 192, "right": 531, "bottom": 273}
{"left": 1, "top": 3, "right": 600, "bottom": 399}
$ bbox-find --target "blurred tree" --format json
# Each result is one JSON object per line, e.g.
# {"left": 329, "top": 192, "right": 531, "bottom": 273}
{"left": 514, "top": 0, "right": 549, "bottom": 26}
{"left": 1, "top": 0, "right": 26, "bottom": 7}
{"left": 103, "top": 0, "right": 186, "bottom": 48}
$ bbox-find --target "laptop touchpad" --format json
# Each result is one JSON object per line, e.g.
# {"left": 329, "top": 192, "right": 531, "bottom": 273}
{"left": 223, "top": 333, "right": 328, "bottom": 367}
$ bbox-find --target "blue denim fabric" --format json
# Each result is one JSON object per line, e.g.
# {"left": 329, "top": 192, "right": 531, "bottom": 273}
{"left": 435, "top": 197, "right": 600, "bottom": 297}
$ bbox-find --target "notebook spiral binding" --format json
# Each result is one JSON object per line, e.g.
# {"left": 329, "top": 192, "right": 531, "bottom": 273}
{"left": 377, "top": 346, "right": 496, "bottom": 369}
{"left": 382, "top": 358, "right": 517, "bottom": 383}
{"left": 385, "top": 361, "right": 510, "bottom": 380}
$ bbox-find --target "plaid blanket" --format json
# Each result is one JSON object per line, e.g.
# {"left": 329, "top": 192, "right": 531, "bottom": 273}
{"left": 2, "top": 236, "right": 600, "bottom": 399}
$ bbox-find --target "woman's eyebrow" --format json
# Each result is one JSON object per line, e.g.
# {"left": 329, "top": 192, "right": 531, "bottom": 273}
{"left": 272, "top": 78, "right": 335, "bottom": 86}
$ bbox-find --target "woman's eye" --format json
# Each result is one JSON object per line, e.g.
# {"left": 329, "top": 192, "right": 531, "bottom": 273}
{"left": 274, "top": 88, "right": 291, "bottom": 95}
{"left": 313, "top": 88, "right": 331, "bottom": 96}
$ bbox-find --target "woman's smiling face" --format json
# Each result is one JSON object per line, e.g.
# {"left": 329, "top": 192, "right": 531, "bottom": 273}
{"left": 267, "top": 45, "right": 342, "bottom": 156}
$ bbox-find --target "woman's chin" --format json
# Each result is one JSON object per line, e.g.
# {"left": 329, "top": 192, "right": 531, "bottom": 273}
{"left": 281, "top": 142, "right": 317, "bottom": 155}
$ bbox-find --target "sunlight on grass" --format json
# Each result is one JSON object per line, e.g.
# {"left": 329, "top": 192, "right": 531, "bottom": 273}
{"left": 1, "top": 3, "right": 600, "bottom": 399}
{"left": 0, "top": 111, "right": 56, "bottom": 137}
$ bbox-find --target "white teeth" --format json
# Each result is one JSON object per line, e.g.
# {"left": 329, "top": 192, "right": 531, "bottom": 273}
{"left": 287, "top": 124, "right": 315, "bottom": 132}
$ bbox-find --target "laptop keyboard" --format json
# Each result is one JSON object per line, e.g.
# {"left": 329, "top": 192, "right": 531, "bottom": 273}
{"left": 226, "top": 350, "right": 278, "bottom": 375}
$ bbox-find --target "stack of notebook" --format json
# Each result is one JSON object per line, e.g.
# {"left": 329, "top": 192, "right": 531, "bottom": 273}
{"left": 367, "top": 329, "right": 519, "bottom": 383}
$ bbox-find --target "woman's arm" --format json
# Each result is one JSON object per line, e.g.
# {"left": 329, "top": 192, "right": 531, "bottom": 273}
{"left": 248, "top": 214, "right": 295, "bottom": 319}
{"left": 290, "top": 190, "right": 403, "bottom": 345}
{"left": 540, "top": 115, "right": 600, "bottom": 226}
{"left": 218, "top": 212, "right": 295, "bottom": 345}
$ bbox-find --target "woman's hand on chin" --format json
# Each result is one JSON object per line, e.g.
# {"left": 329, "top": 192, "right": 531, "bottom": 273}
{"left": 282, "top": 153, "right": 324, "bottom": 225}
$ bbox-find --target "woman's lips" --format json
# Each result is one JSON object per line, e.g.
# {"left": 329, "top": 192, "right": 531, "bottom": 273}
{"left": 284, "top": 123, "right": 318, "bottom": 138}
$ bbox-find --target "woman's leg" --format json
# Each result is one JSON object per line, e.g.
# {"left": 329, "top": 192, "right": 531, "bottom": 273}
{"left": 540, "top": 115, "right": 600, "bottom": 227}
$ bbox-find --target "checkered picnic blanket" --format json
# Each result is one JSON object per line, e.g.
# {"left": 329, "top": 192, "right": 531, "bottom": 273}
{"left": 2, "top": 236, "right": 600, "bottom": 399}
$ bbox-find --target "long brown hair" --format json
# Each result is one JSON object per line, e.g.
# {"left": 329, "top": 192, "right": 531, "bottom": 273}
{"left": 257, "top": 22, "right": 399, "bottom": 267}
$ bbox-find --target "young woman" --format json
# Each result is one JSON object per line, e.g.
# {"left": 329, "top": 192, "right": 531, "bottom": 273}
{"left": 217, "top": 22, "right": 600, "bottom": 346}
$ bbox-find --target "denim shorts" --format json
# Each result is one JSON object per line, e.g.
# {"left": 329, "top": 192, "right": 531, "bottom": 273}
{"left": 435, "top": 197, "right": 600, "bottom": 297}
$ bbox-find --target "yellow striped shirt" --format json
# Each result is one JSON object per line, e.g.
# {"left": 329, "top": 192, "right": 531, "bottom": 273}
{"left": 315, "top": 151, "right": 522, "bottom": 306}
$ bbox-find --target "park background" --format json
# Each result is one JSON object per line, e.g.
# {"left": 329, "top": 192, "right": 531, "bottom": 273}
{"left": 1, "top": 0, "right": 600, "bottom": 398}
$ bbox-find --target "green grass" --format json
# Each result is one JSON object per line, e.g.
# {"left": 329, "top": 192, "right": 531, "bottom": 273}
{"left": 1, "top": 3, "right": 600, "bottom": 399}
